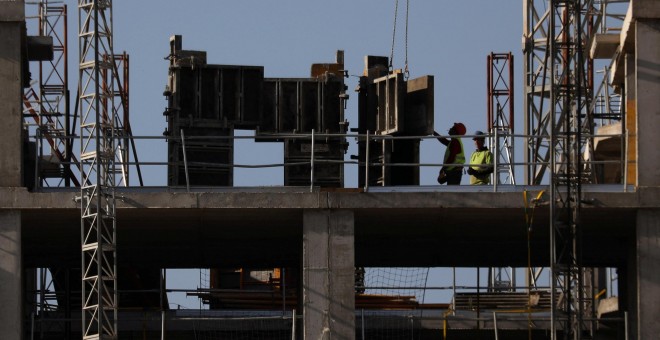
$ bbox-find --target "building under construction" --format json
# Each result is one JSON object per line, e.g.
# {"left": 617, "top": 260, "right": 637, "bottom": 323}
{"left": 1, "top": 0, "right": 659, "bottom": 339}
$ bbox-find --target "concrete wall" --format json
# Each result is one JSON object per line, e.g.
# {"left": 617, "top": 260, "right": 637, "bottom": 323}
{"left": 632, "top": 3, "right": 660, "bottom": 338}
{"left": 302, "top": 210, "right": 355, "bottom": 340}
{"left": 0, "top": 2, "right": 24, "bottom": 187}
{"left": 0, "top": 2, "right": 25, "bottom": 339}
{"left": 636, "top": 209, "right": 660, "bottom": 339}
{"left": 635, "top": 19, "right": 660, "bottom": 187}
{"left": 0, "top": 211, "right": 22, "bottom": 340}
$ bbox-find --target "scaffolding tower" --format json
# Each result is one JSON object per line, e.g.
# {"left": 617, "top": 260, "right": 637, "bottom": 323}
{"left": 524, "top": 0, "right": 608, "bottom": 338}
{"left": 78, "top": 0, "right": 121, "bottom": 338}
{"left": 486, "top": 52, "right": 516, "bottom": 293}
{"left": 487, "top": 52, "right": 516, "bottom": 186}
{"left": 22, "top": 1, "right": 80, "bottom": 188}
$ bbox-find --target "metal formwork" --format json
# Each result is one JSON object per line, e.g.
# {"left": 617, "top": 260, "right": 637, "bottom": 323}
{"left": 164, "top": 35, "right": 265, "bottom": 187}
{"left": 356, "top": 55, "right": 434, "bottom": 187}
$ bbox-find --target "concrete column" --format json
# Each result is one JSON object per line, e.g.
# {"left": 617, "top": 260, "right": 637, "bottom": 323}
{"left": 636, "top": 209, "right": 660, "bottom": 339}
{"left": 0, "top": 3, "right": 25, "bottom": 339}
{"left": 302, "top": 210, "right": 355, "bottom": 340}
{"left": 625, "top": 53, "right": 637, "bottom": 186}
{"left": 635, "top": 19, "right": 660, "bottom": 186}
{"left": 0, "top": 211, "right": 22, "bottom": 340}
{"left": 0, "top": 2, "right": 25, "bottom": 187}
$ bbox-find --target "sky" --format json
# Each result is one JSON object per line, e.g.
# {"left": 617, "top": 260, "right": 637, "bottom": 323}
{"left": 28, "top": 0, "right": 529, "bottom": 308}
{"left": 108, "top": 0, "right": 526, "bottom": 188}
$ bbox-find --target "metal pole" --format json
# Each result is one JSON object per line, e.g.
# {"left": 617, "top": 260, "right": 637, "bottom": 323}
{"left": 452, "top": 267, "right": 456, "bottom": 316}
{"left": 477, "top": 267, "right": 481, "bottom": 329}
{"left": 30, "top": 312, "right": 35, "bottom": 340}
{"left": 493, "top": 311, "right": 499, "bottom": 340}
{"left": 291, "top": 309, "right": 296, "bottom": 340}
{"left": 161, "top": 268, "right": 165, "bottom": 340}
{"left": 623, "top": 129, "right": 628, "bottom": 192}
{"left": 180, "top": 129, "right": 190, "bottom": 192}
{"left": 161, "top": 310, "right": 165, "bottom": 340}
{"left": 624, "top": 311, "right": 629, "bottom": 340}
{"left": 361, "top": 309, "right": 365, "bottom": 340}
{"left": 310, "top": 129, "right": 315, "bottom": 192}
{"left": 364, "top": 131, "right": 370, "bottom": 192}
{"left": 35, "top": 131, "right": 40, "bottom": 189}
{"left": 282, "top": 268, "right": 286, "bottom": 313}
{"left": 493, "top": 129, "right": 499, "bottom": 192}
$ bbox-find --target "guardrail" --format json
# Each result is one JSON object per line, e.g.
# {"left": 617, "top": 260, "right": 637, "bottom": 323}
{"left": 28, "top": 130, "right": 629, "bottom": 192}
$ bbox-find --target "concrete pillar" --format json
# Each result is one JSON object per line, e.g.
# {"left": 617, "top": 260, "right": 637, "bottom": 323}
{"left": 635, "top": 19, "right": 660, "bottom": 186}
{"left": 625, "top": 53, "right": 637, "bottom": 186}
{"left": 636, "top": 210, "right": 660, "bottom": 339}
{"left": 0, "top": 211, "right": 22, "bottom": 340}
{"left": 0, "top": 2, "right": 25, "bottom": 340}
{"left": 302, "top": 210, "right": 355, "bottom": 340}
{"left": 0, "top": 1, "right": 25, "bottom": 187}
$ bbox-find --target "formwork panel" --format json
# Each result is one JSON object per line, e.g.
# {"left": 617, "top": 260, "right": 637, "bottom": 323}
{"left": 300, "top": 81, "right": 319, "bottom": 132}
{"left": 322, "top": 78, "right": 342, "bottom": 133}
{"left": 278, "top": 80, "right": 299, "bottom": 132}
{"left": 374, "top": 73, "right": 405, "bottom": 135}
{"left": 405, "top": 75, "right": 434, "bottom": 136}
{"left": 260, "top": 78, "right": 344, "bottom": 136}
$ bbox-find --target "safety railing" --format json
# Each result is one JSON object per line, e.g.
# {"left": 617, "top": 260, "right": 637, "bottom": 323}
{"left": 27, "top": 130, "right": 631, "bottom": 193}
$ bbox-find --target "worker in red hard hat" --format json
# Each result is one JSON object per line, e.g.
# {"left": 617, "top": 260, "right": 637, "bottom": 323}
{"left": 433, "top": 122, "right": 466, "bottom": 185}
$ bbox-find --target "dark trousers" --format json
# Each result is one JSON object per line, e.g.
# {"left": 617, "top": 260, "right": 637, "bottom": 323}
{"left": 438, "top": 168, "right": 463, "bottom": 185}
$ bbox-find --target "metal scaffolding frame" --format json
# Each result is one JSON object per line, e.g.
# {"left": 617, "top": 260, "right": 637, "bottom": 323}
{"left": 78, "top": 0, "right": 120, "bottom": 338}
{"left": 22, "top": 1, "right": 81, "bottom": 188}
{"left": 38, "top": 2, "right": 77, "bottom": 187}
{"left": 487, "top": 52, "right": 516, "bottom": 186}
{"left": 523, "top": 0, "right": 626, "bottom": 338}
{"left": 487, "top": 52, "right": 516, "bottom": 293}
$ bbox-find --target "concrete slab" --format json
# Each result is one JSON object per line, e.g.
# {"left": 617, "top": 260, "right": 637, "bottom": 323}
{"left": 590, "top": 34, "right": 620, "bottom": 59}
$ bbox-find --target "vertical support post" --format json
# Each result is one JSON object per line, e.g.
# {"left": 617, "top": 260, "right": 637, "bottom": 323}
{"left": 160, "top": 268, "right": 166, "bottom": 340}
{"left": 180, "top": 129, "right": 190, "bottom": 192}
{"left": 361, "top": 309, "right": 365, "bottom": 340}
{"left": 291, "top": 309, "right": 296, "bottom": 340}
{"left": 310, "top": 129, "right": 315, "bottom": 192}
{"left": 302, "top": 210, "right": 355, "bottom": 340}
{"left": 493, "top": 311, "right": 499, "bottom": 340}
{"left": 364, "top": 131, "right": 370, "bottom": 192}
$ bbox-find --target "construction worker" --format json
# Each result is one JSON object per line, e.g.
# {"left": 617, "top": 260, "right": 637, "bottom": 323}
{"left": 467, "top": 130, "right": 494, "bottom": 185}
{"left": 433, "top": 122, "right": 466, "bottom": 185}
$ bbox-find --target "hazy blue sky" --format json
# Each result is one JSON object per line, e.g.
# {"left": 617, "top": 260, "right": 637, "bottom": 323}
{"left": 109, "top": 0, "right": 524, "bottom": 188}
{"left": 28, "top": 0, "right": 526, "bottom": 307}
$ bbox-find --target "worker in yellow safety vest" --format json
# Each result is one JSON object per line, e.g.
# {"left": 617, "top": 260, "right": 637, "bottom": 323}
{"left": 467, "top": 130, "right": 493, "bottom": 185}
{"left": 433, "top": 122, "right": 466, "bottom": 185}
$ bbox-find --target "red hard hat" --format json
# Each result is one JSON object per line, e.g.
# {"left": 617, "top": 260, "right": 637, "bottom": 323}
{"left": 453, "top": 122, "right": 466, "bottom": 135}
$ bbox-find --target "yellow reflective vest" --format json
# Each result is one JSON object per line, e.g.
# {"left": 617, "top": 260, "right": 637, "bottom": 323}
{"left": 443, "top": 139, "right": 465, "bottom": 171}
{"left": 469, "top": 148, "right": 493, "bottom": 185}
